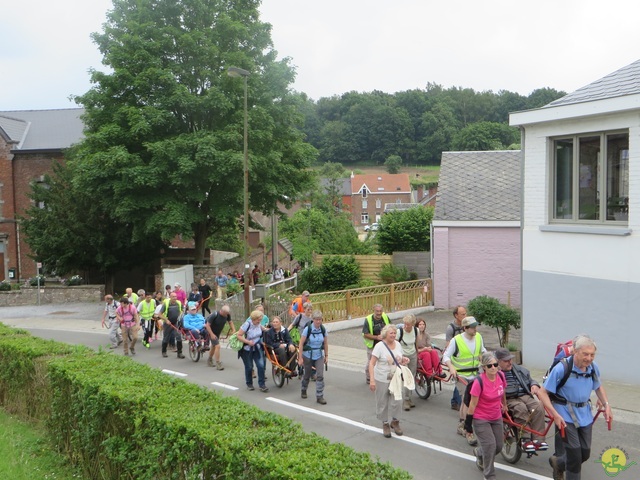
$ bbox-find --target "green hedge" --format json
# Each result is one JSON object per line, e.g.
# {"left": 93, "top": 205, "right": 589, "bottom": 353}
{"left": 0, "top": 323, "right": 411, "bottom": 480}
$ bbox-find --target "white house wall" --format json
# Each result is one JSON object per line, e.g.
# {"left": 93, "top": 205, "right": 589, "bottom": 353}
{"left": 521, "top": 111, "right": 640, "bottom": 383}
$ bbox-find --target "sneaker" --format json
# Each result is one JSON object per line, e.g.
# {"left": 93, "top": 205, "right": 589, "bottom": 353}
{"left": 534, "top": 440, "right": 549, "bottom": 451}
{"left": 216, "top": 362, "right": 224, "bottom": 371}
{"left": 143, "top": 340, "right": 150, "bottom": 349}
{"left": 162, "top": 352, "right": 168, "bottom": 358}
{"left": 247, "top": 385, "right": 255, "bottom": 391}
{"left": 207, "top": 357, "right": 214, "bottom": 367}
{"left": 259, "top": 386, "right": 269, "bottom": 393}
{"left": 149, "top": 338, "right": 154, "bottom": 343}
{"left": 382, "top": 422, "right": 391, "bottom": 438}
{"left": 521, "top": 440, "right": 536, "bottom": 452}
{"left": 317, "top": 397, "right": 327, "bottom": 405}
{"left": 390, "top": 419, "right": 403, "bottom": 436}
{"left": 456, "top": 421, "right": 465, "bottom": 436}
{"left": 301, "top": 390, "right": 307, "bottom": 399}
{"left": 177, "top": 353, "right": 185, "bottom": 359}
{"left": 474, "top": 447, "right": 484, "bottom": 471}
{"left": 408, "top": 398, "right": 416, "bottom": 408}
{"left": 549, "top": 455, "right": 564, "bottom": 480}
{"left": 467, "top": 432, "right": 478, "bottom": 446}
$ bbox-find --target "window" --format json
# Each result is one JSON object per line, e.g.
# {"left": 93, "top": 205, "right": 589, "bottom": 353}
{"left": 0, "top": 183, "right": 3, "bottom": 219}
{"left": 552, "top": 131, "right": 629, "bottom": 223}
{"left": 375, "top": 198, "right": 381, "bottom": 209}
{"left": 362, "top": 199, "right": 368, "bottom": 209}
{"left": 362, "top": 189, "right": 368, "bottom": 198}
{"left": 361, "top": 213, "right": 369, "bottom": 224}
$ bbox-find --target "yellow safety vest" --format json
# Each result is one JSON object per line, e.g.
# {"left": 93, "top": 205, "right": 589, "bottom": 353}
{"left": 451, "top": 333, "right": 483, "bottom": 375}
{"left": 139, "top": 299, "right": 156, "bottom": 320}
{"left": 362, "top": 313, "right": 390, "bottom": 349}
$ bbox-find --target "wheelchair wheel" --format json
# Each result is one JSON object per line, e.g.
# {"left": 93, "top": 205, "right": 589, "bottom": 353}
{"left": 272, "top": 365, "right": 285, "bottom": 388}
{"left": 414, "top": 371, "right": 432, "bottom": 399}
{"left": 500, "top": 424, "right": 522, "bottom": 464}
{"left": 188, "top": 340, "right": 200, "bottom": 362}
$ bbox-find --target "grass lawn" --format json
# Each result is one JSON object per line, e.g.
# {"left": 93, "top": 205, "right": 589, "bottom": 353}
{"left": 0, "top": 409, "right": 82, "bottom": 479}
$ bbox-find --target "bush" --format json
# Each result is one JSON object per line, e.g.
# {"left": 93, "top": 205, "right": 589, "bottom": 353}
{"left": 28, "top": 275, "right": 46, "bottom": 287}
{"left": 66, "top": 275, "right": 83, "bottom": 286}
{"left": 321, "top": 255, "right": 360, "bottom": 292}
{"left": 226, "top": 282, "right": 243, "bottom": 297}
{"left": 377, "top": 263, "right": 410, "bottom": 284}
{"left": 467, "top": 295, "right": 521, "bottom": 347}
{"left": 297, "top": 265, "right": 325, "bottom": 294}
{"left": 0, "top": 281, "right": 11, "bottom": 292}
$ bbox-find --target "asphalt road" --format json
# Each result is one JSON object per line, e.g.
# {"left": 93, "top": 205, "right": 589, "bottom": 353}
{"left": 25, "top": 327, "right": 639, "bottom": 480}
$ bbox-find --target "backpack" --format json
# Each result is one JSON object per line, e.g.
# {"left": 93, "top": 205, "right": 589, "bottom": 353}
{"left": 397, "top": 325, "right": 418, "bottom": 346}
{"left": 302, "top": 323, "right": 326, "bottom": 351}
{"left": 544, "top": 340, "right": 573, "bottom": 379}
{"left": 547, "top": 356, "right": 598, "bottom": 405}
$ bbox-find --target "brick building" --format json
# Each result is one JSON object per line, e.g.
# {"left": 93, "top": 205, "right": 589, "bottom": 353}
{"left": 350, "top": 173, "right": 412, "bottom": 227}
{"left": 0, "top": 109, "right": 85, "bottom": 282}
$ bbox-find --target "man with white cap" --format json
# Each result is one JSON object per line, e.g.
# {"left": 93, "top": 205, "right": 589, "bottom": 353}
{"left": 495, "top": 346, "right": 548, "bottom": 452}
{"left": 443, "top": 316, "right": 486, "bottom": 445}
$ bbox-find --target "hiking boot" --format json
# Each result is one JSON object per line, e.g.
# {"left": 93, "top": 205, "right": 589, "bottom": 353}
{"left": 403, "top": 400, "right": 411, "bottom": 411}
{"left": 259, "top": 386, "right": 269, "bottom": 393}
{"left": 162, "top": 352, "right": 168, "bottom": 358}
{"left": 466, "top": 432, "right": 478, "bottom": 446}
{"left": 316, "top": 397, "right": 327, "bottom": 405}
{"left": 207, "top": 357, "right": 214, "bottom": 367}
{"left": 382, "top": 422, "right": 391, "bottom": 438}
{"left": 408, "top": 398, "right": 416, "bottom": 408}
{"left": 390, "top": 419, "right": 403, "bottom": 436}
{"left": 301, "top": 390, "right": 307, "bottom": 399}
{"left": 474, "top": 447, "right": 483, "bottom": 471}
{"left": 456, "top": 420, "right": 465, "bottom": 436}
{"left": 549, "top": 455, "right": 564, "bottom": 480}
{"left": 130, "top": 348, "right": 136, "bottom": 355}
{"left": 177, "top": 353, "right": 185, "bottom": 359}
{"left": 216, "top": 361, "right": 224, "bottom": 371}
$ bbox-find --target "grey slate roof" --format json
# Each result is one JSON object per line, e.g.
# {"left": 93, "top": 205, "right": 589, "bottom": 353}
{"left": 434, "top": 150, "right": 521, "bottom": 221}
{"left": 547, "top": 58, "right": 640, "bottom": 107}
{"left": 319, "top": 177, "right": 351, "bottom": 196}
{"left": 0, "top": 108, "right": 84, "bottom": 150}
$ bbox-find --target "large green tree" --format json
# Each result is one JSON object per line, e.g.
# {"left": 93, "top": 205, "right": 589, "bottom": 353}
{"left": 70, "top": 0, "right": 316, "bottom": 264}
{"left": 376, "top": 206, "right": 434, "bottom": 254}
{"left": 21, "top": 162, "right": 163, "bottom": 289}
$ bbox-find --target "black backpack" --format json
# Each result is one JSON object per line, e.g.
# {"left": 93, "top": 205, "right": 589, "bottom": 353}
{"left": 302, "top": 324, "right": 326, "bottom": 351}
{"left": 547, "top": 356, "right": 598, "bottom": 405}
{"left": 397, "top": 325, "right": 418, "bottom": 346}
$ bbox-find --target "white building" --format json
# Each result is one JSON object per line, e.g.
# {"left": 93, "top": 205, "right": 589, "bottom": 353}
{"left": 510, "top": 59, "right": 639, "bottom": 384}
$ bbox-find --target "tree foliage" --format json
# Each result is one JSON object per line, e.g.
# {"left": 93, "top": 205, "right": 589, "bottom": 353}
{"left": 384, "top": 155, "right": 402, "bottom": 174}
{"left": 20, "top": 162, "right": 163, "bottom": 282}
{"left": 467, "top": 295, "right": 521, "bottom": 347}
{"left": 376, "top": 206, "right": 434, "bottom": 255}
{"left": 69, "top": 0, "right": 317, "bottom": 264}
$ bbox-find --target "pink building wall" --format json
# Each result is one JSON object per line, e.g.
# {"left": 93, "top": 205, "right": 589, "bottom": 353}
{"left": 433, "top": 226, "right": 521, "bottom": 309}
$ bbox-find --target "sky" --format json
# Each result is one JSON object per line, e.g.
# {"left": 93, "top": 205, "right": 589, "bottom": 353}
{"left": 2, "top": 0, "right": 640, "bottom": 111}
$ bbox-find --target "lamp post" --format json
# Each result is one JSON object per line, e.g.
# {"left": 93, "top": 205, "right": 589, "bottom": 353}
{"left": 227, "top": 66, "right": 251, "bottom": 318}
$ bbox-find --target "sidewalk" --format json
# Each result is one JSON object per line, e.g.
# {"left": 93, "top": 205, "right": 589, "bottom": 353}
{"left": 1, "top": 302, "right": 639, "bottom": 425}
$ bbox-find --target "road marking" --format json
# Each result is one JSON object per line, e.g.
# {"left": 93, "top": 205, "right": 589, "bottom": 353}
{"left": 211, "top": 382, "right": 239, "bottom": 391}
{"left": 161, "top": 369, "right": 188, "bottom": 377}
{"left": 267, "top": 397, "right": 550, "bottom": 480}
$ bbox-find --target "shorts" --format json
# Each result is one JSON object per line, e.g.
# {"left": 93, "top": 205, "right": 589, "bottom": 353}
{"left": 210, "top": 337, "right": 220, "bottom": 346}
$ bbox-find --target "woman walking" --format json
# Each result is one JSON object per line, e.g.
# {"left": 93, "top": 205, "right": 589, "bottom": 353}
{"left": 464, "top": 351, "right": 507, "bottom": 480}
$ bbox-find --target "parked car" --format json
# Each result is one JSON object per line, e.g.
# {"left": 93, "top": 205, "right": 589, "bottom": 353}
{"left": 364, "top": 222, "right": 379, "bottom": 232}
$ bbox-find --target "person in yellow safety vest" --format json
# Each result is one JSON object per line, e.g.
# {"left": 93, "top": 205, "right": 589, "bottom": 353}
{"left": 362, "top": 304, "right": 391, "bottom": 384}
{"left": 443, "top": 316, "right": 486, "bottom": 447}
{"left": 138, "top": 291, "right": 156, "bottom": 349}
{"left": 125, "top": 287, "right": 139, "bottom": 306}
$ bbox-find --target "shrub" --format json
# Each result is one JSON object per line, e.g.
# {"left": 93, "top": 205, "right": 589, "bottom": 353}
{"left": 226, "top": 281, "right": 243, "bottom": 297}
{"left": 67, "top": 275, "right": 83, "bottom": 286}
{"left": 0, "top": 281, "right": 11, "bottom": 292}
{"left": 321, "top": 255, "right": 360, "bottom": 292}
{"left": 377, "top": 263, "right": 409, "bottom": 284}
{"left": 467, "top": 295, "right": 521, "bottom": 347}
{"left": 28, "top": 275, "right": 46, "bottom": 287}
{"left": 297, "top": 265, "right": 324, "bottom": 293}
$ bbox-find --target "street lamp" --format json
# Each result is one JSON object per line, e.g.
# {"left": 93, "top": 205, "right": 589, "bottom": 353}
{"left": 227, "top": 66, "right": 251, "bottom": 318}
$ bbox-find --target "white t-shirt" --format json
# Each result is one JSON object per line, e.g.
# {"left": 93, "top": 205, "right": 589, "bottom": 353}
{"left": 372, "top": 340, "right": 403, "bottom": 384}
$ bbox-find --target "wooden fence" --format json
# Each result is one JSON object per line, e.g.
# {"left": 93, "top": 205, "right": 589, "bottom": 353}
{"left": 313, "top": 254, "right": 392, "bottom": 283}
{"left": 268, "top": 278, "right": 433, "bottom": 324}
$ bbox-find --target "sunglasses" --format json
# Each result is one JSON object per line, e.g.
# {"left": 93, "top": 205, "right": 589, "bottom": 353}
{"left": 484, "top": 363, "right": 499, "bottom": 368}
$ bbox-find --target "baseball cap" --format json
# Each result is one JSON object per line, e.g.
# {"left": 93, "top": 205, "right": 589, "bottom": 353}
{"left": 495, "top": 347, "right": 515, "bottom": 361}
{"left": 461, "top": 316, "right": 478, "bottom": 328}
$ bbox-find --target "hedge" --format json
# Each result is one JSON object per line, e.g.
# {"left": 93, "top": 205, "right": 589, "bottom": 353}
{"left": 0, "top": 323, "right": 411, "bottom": 480}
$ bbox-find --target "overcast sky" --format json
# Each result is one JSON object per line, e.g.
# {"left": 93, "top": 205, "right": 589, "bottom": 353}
{"left": 2, "top": 0, "right": 639, "bottom": 111}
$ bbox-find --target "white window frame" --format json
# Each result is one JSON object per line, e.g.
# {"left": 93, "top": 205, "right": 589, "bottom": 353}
{"left": 549, "top": 130, "right": 629, "bottom": 226}
{"left": 361, "top": 213, "right": 369, "bottom": 224}
{"left": 362, "top": 199, "right": 368, "bottom": 209}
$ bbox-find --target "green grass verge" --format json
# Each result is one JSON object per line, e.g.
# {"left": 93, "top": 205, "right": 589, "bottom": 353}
{"left": 0, "top": 408, "right": 82, "bottom": 479}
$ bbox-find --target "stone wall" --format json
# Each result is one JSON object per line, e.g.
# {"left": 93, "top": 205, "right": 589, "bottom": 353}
{"left": 0, "top": 285, "right": 105, "bottom": 307}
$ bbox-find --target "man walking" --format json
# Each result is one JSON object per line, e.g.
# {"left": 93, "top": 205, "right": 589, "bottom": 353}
{"left": 159, "top": 292, "right": 185, "bottom": 359}
{"left": 137, "top": 291, "right": 156, "bottom": 349}
{"left": 443, "top": 316, "right": 486, "bottom": 446}
{"left": 537, "top": 335, "right": 612, "bottom": 480}
{"left": 362, "top": 304, "right": 390, "bottom": 384}
{"left": 204, "top": 305, "right": 235, "bottom": 370}
{"left": 214, "top": 269, "right": 228, "bottom": 299}
{"left": 101, "top": 294, "right": 122, "bottom": 349}
{"left": 298, "top": 310, "right": 329, "bottom": 405}
{"left": 116, "top": 296, "right": 140, "bottom": 356}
